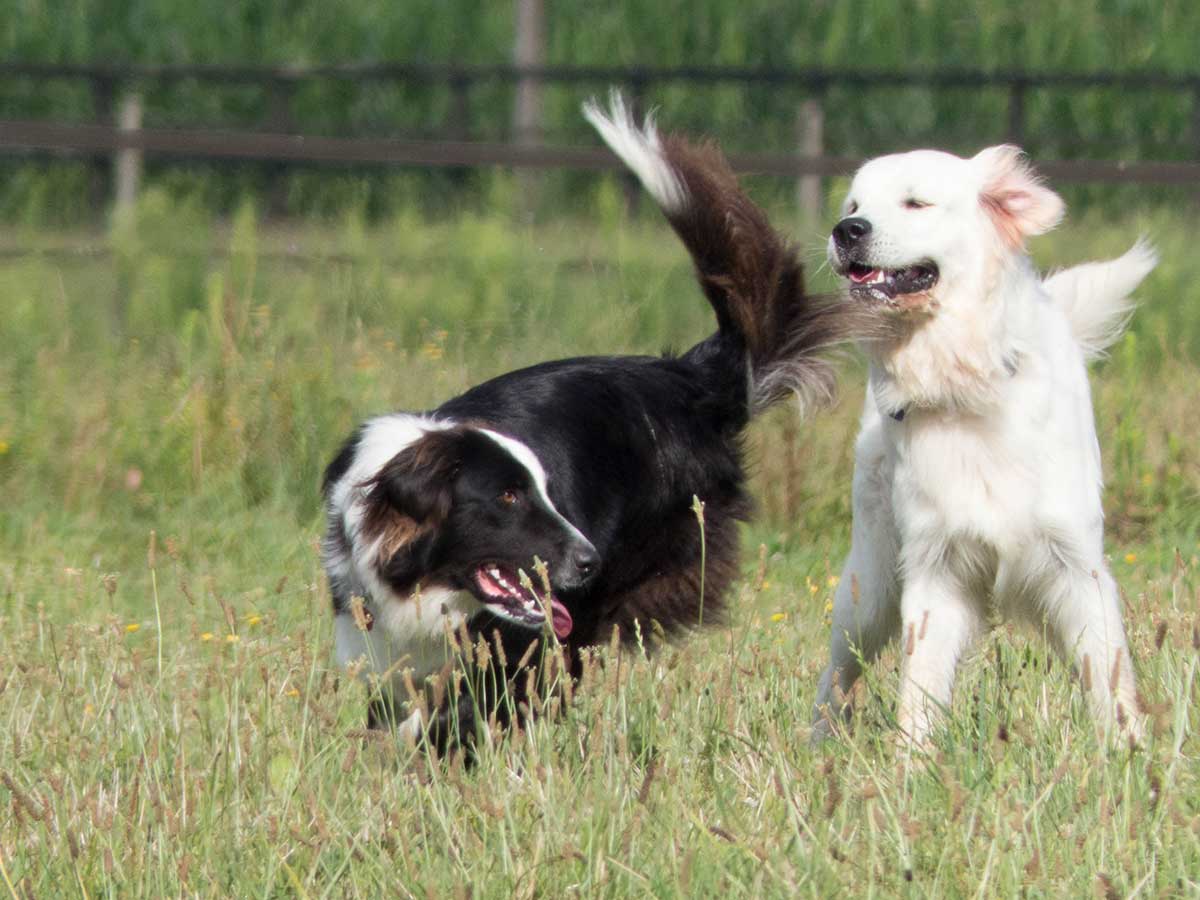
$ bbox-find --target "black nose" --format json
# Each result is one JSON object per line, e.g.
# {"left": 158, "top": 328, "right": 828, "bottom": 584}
{"left": 832, "top": 216, "right": 872, "bottom": 248}
{"left": 571, "top": 543, "right": 600, "bottom": 582}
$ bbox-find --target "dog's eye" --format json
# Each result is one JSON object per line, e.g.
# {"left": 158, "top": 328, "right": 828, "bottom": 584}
{"left": 497, "top": 489, "right": 520, "bottom": 506}
{"left": 846, "top": 201, "right": 858, "bottom": 215}
{"left": 903, "top": 198, "right": 932, "bottom": 210}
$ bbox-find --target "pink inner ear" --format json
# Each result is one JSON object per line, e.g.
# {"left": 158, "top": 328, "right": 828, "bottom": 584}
{"left": 980, "top": 191, "right": 1028, "bottom": 250}
{"left": 977, "top": 146, "right": 1064, "bottom": 250}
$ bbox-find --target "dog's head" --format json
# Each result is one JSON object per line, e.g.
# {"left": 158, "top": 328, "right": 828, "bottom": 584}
{"left": 357, "top": 425, "right": 598, "bottom": 639}
{"left": 827, "top": 145, "right": 1064, "bottom": 314}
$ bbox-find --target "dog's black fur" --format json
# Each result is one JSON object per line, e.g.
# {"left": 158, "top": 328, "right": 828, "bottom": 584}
{"left": 322, "top": 101, "right": 865, "bottom": 751}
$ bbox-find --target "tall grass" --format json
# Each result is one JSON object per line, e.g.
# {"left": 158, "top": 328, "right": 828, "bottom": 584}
{"left": 1, "top": 189, "right": 1194, "bottom": 565}
{"left": 0, "top": 198, "right": 1197, "bottom": 894}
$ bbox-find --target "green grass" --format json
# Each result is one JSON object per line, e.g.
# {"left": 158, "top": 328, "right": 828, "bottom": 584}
{"left": 1, "top": 195, "right": 1198, "bottom": 895}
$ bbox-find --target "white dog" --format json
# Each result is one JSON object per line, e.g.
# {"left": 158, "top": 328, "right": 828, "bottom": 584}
{"left": 813, "top": 144, "right": 1155, "bottom": 745}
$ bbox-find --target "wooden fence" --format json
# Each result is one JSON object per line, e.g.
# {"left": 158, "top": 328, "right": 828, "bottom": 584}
{"left": 1, "top": 62, "right": 1198, "bottom": 217}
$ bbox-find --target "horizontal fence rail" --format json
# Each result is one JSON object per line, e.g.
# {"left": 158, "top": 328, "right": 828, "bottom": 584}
{"left": 3, "top": 118, "right": 1199, "bottom": 185}
{"left": 2, "top": 61, "right": 1199, "bottom": 214}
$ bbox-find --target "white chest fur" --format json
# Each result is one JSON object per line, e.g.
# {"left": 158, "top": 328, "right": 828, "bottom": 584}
{"left": 334, "top": 587, "right": 480, "bottom": 694}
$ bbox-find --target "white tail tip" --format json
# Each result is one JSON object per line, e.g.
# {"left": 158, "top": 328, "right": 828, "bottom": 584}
{"left": 583, "top": 90, "right": 687, "bottom": 214}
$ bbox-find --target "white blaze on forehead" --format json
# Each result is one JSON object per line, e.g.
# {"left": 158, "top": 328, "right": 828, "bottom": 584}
{"left": 478, "top": 428, "right": 592, "bottom": 549}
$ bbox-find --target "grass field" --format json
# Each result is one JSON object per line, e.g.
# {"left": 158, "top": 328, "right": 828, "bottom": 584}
{"left": 1, "top": 191, "right": 1198, "bottom": 896}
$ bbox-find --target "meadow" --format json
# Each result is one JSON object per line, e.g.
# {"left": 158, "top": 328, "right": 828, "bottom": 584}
{"left": 1, "top": 184, "right": 1198, "bottom": 896}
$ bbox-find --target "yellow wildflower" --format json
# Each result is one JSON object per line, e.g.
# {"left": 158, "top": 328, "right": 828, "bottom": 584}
{"left": 245, "top": 614, "right": 263, "bottom": 626}
{"left": 770, "top": 612, "right": 786, "bottom": 623}
{"left": 827, "top": 575, "right": 840, "bottom": 587}
{"left": 0, "top": 440, "right": 9, "bottom": 455}
{"left": 125, "top": 623, "right": 141, "bottom": 633}
{"left": 1124, "top": 553, "right": 1137, "bottom": 564}
{"left": 200, "top": 632, "right": 214, "bottom": 642}
{"left": 225, "top": 633, "right": 240, "bottom": 643}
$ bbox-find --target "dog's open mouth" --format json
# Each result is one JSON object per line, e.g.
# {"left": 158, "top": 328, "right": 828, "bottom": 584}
{"left": 473, "top": 563, "right": 573, "bottom": 639}
{"left": 845, "top": 262, "right": 939, "bottom": 302}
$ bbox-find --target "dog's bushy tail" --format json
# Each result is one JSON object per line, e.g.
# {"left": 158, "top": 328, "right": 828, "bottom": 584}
{"left": 584, "top": 92, "right": 853, "bottom": 415}
{"left": 1043, "top": 240, "right": 1156, "bottom": 361}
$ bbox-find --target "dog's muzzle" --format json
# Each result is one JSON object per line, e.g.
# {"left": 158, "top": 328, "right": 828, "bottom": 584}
{"left": 830, "top": 216, "right": 939, "bottom": 304}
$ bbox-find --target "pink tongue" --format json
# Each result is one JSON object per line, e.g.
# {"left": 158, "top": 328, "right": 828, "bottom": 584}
{"left": 550, "top": 599, "right": 573, "bottom": 639}
{"left": 849, "top": 268, "right": 879, "bottom": 284}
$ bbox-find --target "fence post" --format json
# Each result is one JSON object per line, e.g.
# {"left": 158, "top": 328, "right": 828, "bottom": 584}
{"left": 114, "top": 91, "right": 143, "bottom": 213}
{"left": 512, "top": 0, "right": 544, "bottom": 217}
{"left": 795, "top": 92, "right": 825, "bottom": 228}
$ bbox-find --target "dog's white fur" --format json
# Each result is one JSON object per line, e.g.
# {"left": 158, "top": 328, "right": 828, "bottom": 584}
{"left": 814, "top": 145, "right": 1155, "bottom": 745}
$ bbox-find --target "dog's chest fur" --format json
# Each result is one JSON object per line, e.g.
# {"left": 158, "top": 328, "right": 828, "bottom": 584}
{"left": 887, "top": 411, "right": 1038, "bottom": 557}
{"left": 874, "top": 321, "right": 1102, "bottom": 609}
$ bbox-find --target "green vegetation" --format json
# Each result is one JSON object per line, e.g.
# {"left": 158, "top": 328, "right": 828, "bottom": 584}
{"left": 1, "top": 191, "right": 1198, "bottom": 894}
{"left": 1, "top": 0, "right": 1197, "bottom": 220}
{"left": 7, "top": 0, "right": 1194, "bottom": 73}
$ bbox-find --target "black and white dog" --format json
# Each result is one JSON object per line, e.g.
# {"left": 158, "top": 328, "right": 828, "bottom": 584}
{"left": 322, "top": 96, "right": 863, "bottom": 748}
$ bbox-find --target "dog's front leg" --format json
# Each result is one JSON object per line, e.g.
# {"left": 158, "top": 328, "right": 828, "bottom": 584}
{"left": 896, "top": 573, "right": 984, "bottom": 746}
{"left": 1044, "top": 563, "right": 1144, "bottom": 743}
{"left": 813, "top": 428, "right": 902, "bottom": 741}
{"left": 813, "top": 547, "right": 901, "bottom": 739}
{"left": 425, "top": 692, "right": 481, "bottom": 757}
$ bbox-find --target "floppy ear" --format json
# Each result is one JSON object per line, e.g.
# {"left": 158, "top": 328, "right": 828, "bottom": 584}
{"left": 359, "top": 429, "right": 464, "bottom": 560}
{"left": 973, "top": 145, "right": 1064, "bottom": 250}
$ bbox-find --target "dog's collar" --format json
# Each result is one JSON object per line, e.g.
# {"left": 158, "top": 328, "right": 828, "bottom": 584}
{"left": 887, "top": 355, "right": 1020, "bottom": 423}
